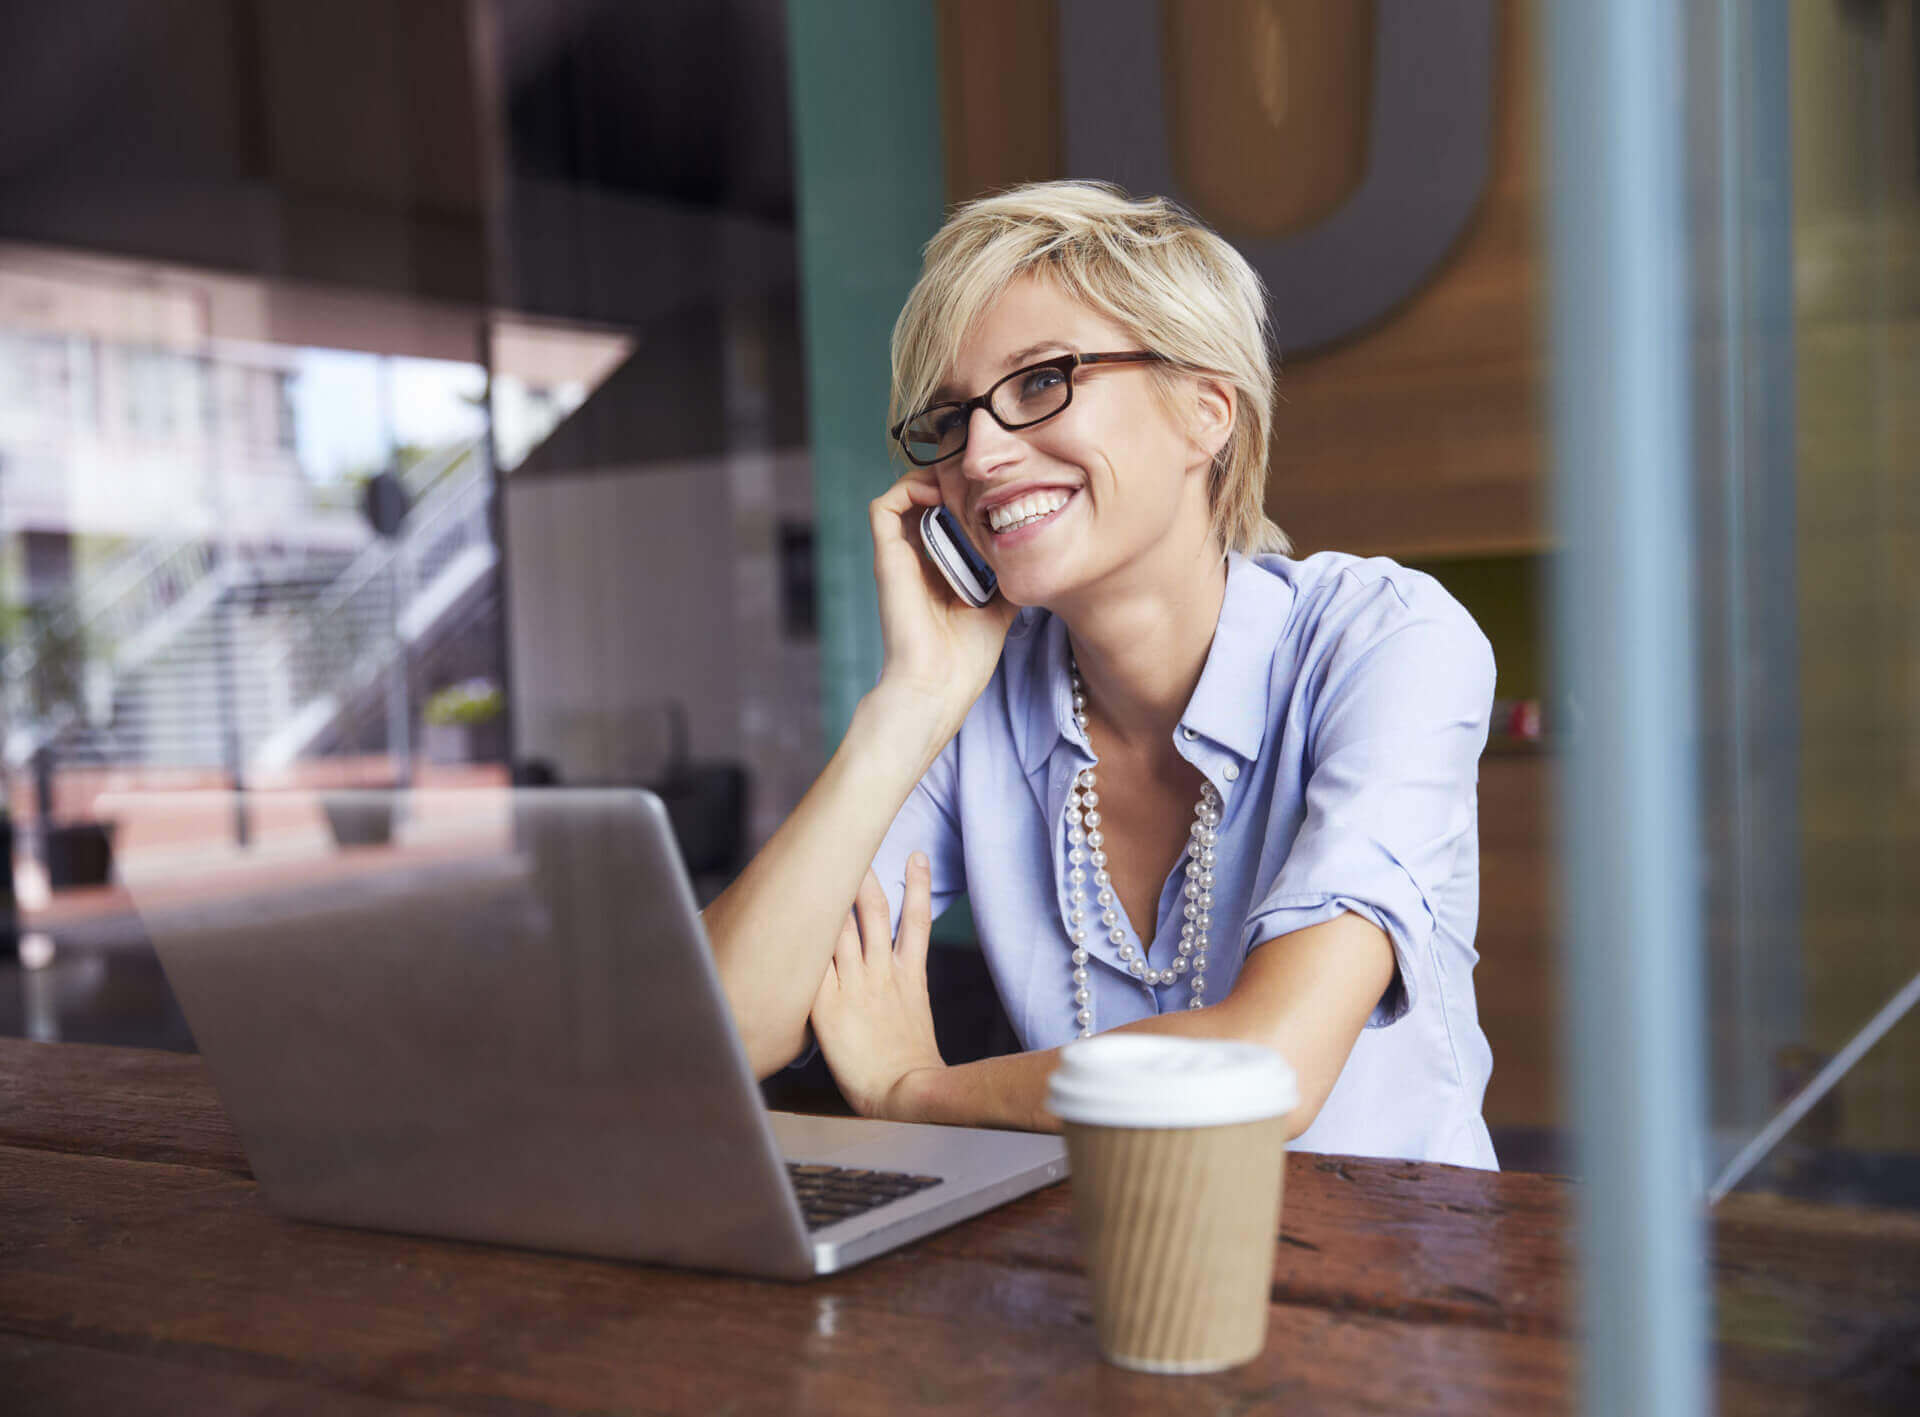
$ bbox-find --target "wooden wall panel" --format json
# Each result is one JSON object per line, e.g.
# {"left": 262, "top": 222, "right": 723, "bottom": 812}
{"left": 936, "top": 0, "right": 1548, "bottom": 560}
{"left": 1789, "top": 0, "right": 1920, "bottom": 1154}
{"left": 1476, "top": 752, "right": 1561, "bottom": 1131}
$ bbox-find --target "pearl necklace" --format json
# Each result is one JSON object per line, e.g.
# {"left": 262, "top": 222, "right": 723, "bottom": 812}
{"left": 1065, "top": 657, "right": 1221, "bottom": 1038}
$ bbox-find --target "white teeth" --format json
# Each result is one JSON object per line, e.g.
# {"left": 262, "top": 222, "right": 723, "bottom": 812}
{"left": 987, "top": 489, "right": 1072, "bottom": 532}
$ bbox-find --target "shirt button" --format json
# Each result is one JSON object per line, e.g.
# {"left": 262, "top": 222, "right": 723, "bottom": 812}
{"left": 1182, "top": 727, "right": 1196, "bottom": 740}
{"left": 1223, "top": 763, "right": 1240, "bottom": 782}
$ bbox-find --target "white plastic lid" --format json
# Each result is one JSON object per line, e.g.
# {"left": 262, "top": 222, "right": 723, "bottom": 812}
{"left": 1045, "top": 1035, "right": 1299, "bottom": 1129}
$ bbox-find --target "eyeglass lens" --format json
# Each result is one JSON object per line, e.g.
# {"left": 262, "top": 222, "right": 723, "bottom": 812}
{"left": 901, "top": 362, "right": 1073, "bottom": 465}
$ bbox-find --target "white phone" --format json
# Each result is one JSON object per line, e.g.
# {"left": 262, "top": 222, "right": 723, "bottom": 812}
{"left": 919, "top": 504, "right": 999, "bottom": 607}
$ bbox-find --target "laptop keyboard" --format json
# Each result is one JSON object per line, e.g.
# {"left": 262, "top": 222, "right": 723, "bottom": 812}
{"left": 786, "top": 1162, "right": 944, "bottom": 1231}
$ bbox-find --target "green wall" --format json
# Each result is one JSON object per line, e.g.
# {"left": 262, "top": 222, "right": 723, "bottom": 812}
{"left": 785, "top": 0, "right": 946, "bottom": 753}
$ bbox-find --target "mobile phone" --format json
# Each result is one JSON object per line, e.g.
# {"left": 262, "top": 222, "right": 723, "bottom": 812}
{"left": 919, "top": 504, "right": 999, "bottom": 607}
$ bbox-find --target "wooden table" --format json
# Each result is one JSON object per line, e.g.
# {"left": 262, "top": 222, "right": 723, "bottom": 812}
{"left": 2, "top": 1040, "right": 1915, "bottom": 1414}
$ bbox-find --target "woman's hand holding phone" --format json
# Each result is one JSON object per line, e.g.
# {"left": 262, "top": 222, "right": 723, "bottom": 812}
{"left": 866, "top": 467, "right": 1017, "bottom": 733}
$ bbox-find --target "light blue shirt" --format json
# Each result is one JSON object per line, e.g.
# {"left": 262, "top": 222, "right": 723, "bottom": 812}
{"left": 868, "top": 549, "right": 1499, "bottom": 1169}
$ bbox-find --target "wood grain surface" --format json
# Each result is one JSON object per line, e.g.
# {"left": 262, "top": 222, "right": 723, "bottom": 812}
{"left": 3, "top": 1039, "right": 1915, "bottom": 1415}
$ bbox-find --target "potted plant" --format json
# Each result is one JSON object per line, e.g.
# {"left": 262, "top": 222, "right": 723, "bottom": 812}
{"left": 1, "top": 600, "right": 117, "bottom": 890}
{"left": 423, "top": 678, "right": 506, "bottom": 764}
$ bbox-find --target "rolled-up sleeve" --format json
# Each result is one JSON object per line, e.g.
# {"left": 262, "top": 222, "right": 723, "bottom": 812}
{"left": 1238, "top": 579, "right": 1495, "bottom": 1027}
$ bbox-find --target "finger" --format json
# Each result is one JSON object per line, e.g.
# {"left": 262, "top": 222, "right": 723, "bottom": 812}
{"left": 811, "top": 954, "right": 838, "bottom": 1012}
{"left": 874, "top": 463, "right": 942, "bottom": 512}
{"left": 832, "top": 908, "right": 863, "bottom": 979}
{"left": 897, "top": 851, "right": 934, "bottom": 969}
{"left": 854, "top": 868, "right": 892, "bottom": 969}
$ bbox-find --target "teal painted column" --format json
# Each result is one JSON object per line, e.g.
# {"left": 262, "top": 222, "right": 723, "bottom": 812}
{"left": 785, "top": 0, "right": 946, "bottom": 754}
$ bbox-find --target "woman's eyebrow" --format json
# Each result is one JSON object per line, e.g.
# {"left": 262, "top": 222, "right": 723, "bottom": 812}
{"left": 932, "top": 342, "right": 1077, "bottom": 401}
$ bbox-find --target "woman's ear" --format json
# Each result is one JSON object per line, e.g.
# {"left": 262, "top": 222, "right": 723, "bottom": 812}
{"left": 1188, "top": 376, "right": 1236, "bottom": 469}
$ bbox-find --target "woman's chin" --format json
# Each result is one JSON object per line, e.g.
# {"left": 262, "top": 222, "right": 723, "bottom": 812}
{"left": 991, "top": 564, "right": 1076, "bottom": 610}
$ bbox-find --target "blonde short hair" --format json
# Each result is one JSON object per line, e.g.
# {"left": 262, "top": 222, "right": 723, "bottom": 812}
{"left": 889, "top": 180, "right": 1290, "bottom": 556}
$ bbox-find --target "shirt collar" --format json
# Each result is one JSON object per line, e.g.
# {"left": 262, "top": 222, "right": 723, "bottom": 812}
{"left": 1009, "top": 550, "right": 1295, "bottom": 774}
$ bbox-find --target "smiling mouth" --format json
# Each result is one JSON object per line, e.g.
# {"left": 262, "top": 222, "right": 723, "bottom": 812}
{"left": 985, "top": 488, "right": 1076, "bottom": 537}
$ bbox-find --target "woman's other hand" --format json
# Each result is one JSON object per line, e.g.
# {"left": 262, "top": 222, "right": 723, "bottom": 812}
{"left": 809, "top": 856, "right": 947, "bottom": 1120}
{"left": 869, "top": 467, "right": 1018, "bottom": 720}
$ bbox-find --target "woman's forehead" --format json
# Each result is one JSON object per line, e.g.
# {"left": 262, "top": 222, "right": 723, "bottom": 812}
{"left": 938, "top": 276, "right": 1130, "bottom": 394}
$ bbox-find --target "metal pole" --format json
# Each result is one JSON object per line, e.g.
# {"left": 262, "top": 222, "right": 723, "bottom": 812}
{"left": 1543, "top": 2, "right": 1710, "bottom": 1414}
{"left": 379, "top": 356, "right": 411, "bottom": 787}
{"left": 478, "top": 319, "right": 514, "bottom": 778}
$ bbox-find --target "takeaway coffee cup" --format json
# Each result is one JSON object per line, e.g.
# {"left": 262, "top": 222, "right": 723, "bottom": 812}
{"left": 1046, "top": 1035, "right": 1298, "bottom": 1374}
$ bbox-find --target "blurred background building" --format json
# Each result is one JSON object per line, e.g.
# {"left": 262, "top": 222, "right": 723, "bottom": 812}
{"left": 0, "top": 0, "right": 1913, "bottom": 1207}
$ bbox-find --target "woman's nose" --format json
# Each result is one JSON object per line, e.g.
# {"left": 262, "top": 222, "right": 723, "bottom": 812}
{"left": 959, "top": 405, "right": 1022, "bottom": 478}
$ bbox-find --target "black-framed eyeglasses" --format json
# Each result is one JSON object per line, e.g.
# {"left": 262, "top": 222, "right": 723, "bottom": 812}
{"left": 890, "top": 351, "right": 1170, "bottom": 466}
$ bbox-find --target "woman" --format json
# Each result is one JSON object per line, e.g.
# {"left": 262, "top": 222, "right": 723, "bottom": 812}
{"left": 702, "top": 181, "right": 1497, "bottom": 1168}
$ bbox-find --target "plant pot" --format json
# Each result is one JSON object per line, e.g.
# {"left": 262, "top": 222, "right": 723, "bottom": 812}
{"left": 321, "top": 797, "right": 395, "bottom": 848}
{"left": 45, "top": 820, "right": 116, "bottom": 890}
{"left": 424, "top": 722, "right": 472, "bottom": 765}
{"left": 424, "top": 717, "right": 507, "bottom": 764}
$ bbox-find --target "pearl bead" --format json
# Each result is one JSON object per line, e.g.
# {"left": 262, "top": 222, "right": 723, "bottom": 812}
{"left": 1070, "top": 928, "right": 1087, "bottom": 944}
{"left": 1070, "top": 908, "right": 1086, "bottom": 924}
{"left": 1070, "top": 888, "right": 1086, "bottom": 904}
{"left": 1063, "top": 656, "right": 1227, "bottom": 1054}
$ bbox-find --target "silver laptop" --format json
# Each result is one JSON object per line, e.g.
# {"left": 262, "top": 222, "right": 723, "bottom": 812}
{"left": 109, "top": 788, "right": 1066, "bottom": 1279}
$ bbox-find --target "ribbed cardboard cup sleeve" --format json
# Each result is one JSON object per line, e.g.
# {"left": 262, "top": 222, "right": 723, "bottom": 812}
{"left": 1062, "top": 1116, "right": 1289, "bottom": 1373}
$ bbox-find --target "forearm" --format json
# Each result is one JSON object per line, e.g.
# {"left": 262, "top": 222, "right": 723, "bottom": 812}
{"left": 892, "top": 914, "right": 1395, "bottom": 1135}
{"left": 890, "top": 1002, "right": 1296, "bottom": 1135}
{"left": 702, "top": 685, "right": 963, "bottom": 1078}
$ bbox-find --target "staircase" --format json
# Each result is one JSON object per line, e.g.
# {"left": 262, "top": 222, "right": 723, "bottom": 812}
{"left": 5, "top": 439, "right": 500, "bottom": 772}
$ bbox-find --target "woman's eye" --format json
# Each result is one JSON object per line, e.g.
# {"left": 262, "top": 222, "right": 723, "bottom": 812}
{"left": 1020, "top": 368, "right": 1065, "bottom": 398}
